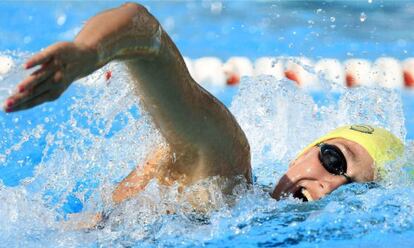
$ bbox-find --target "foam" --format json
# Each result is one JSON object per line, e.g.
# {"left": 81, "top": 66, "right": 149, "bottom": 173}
{"left": 0, "top": 54, "right": 412, "bottom": 247}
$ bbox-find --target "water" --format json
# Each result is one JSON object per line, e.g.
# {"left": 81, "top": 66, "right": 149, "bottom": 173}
{"left": 1, "top": 1, "right": 414, "bottom": 247}
{"left": 1, "top": 1, "right": 414, "bottom": 59}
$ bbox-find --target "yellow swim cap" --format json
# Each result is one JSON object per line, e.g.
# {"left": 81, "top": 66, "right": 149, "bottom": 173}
{"left": 297, "top": 125, "right": 404, "bottom": 177}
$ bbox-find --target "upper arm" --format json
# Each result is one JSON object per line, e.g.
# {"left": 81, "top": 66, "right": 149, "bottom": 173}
{"left": 75, "top": 2, "right": 246, "bottom": 157}
{"left": 112, "top": 5, "right": 251, "bottom": 180}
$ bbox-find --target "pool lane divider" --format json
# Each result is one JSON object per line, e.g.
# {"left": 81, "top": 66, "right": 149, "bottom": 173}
{"left": 184, "top": 56, "right": 414, "bottom": 89}
{"left": 1, "top": 55, "right": 414, "bottom": 89}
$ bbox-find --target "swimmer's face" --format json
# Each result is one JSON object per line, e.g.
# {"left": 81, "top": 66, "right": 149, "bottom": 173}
{"left": 271, "top": 138, "right": 375, "bottom": 201}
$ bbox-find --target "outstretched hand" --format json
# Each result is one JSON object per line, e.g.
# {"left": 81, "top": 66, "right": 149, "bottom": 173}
{"left": 3, "top": 41, "right": 97, "bottom": 113}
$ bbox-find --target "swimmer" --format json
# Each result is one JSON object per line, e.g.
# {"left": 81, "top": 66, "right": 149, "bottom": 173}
{"left": 2, "top": 3, "right": 404, "bottom": 213}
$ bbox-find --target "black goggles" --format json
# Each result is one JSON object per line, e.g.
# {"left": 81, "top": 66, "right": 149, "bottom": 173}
{"left": 316, "top": 143, "right": 352, "bottom": 183}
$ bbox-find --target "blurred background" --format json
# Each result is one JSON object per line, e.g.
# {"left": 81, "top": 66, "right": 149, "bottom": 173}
{"left": 0, "top": 0, "right": 413, "bottom": 60}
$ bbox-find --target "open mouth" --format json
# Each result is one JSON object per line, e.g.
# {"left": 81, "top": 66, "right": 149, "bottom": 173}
{"left": 292, "top": 187, "right": 313, "bottom": 202}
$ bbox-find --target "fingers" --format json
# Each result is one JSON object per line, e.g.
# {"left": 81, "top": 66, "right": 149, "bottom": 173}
{"left": 24, "top": 51, "right": 53, "bottom": 70}
{"left": 7, "top": 90, "right": 55, "bottom": 113}
{"left": 17, "top": 62, "right": 56, "bottom": 93}
{"left": 23, "top": 42, "right": 69, "bottom": 69}
{"left": 3, "top": 42, "right": 77, "bottom": 112}
{"left": 4, "top": 73, "right": 62, "bottom": 113}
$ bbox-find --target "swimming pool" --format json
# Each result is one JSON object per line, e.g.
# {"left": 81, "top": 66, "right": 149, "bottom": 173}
{"left": 1, "top": 1, "right": 414, "bottom": 247}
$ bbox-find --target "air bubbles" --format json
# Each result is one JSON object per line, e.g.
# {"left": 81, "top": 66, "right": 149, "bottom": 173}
{"left": 0, "top": 154, "right": 5, "bottom": 163}
{"left": 23, "top": 36, "right": 32, "bottom": 44}
{"left": 210, "top": 1, "right": 223, "bottom": 14}
{"left": 316, "top": 8, "right": 323, "bottom": 14}
{"left": 57, "top": 14, "right": 66, "bottom": 26}
{"left": 360, "top": 12, "right": 367, "bottom": 22}
{"left": 330, "top": 16, "right": 336, "bottom": 29}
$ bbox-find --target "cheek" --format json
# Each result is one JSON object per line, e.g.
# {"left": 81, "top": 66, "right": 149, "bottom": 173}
{"left": 290, "top": 149, "right": 314, "bottom": 167}
{"left": 364, "top": 156, "right": 376, "bottom": 181}
{"left": 358, "top": 162, "right": 375, "bottom": 182}
{"left": 366, "top": 164, "right": 375, "bottom": 181}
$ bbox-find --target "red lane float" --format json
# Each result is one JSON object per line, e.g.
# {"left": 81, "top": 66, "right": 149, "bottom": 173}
{"left": 403, "top": 58, "right": 414, "bottom": 88}
{"left": 344, "top": 59, "right": 373, "bottom": 88}
{"left": 223, "top": 57, "right": 253, "bottom": 86}
{"left": 1, "top": 55, "right": 414, "bottom": 89}
{"left": 226, "top": 74, "right": 240, "bottom": 86}
{"left": 284, "top": 70, "right": 300, "bottom": 85}
{"left": 284, "top": 57, "right": 319, "bottom": 89}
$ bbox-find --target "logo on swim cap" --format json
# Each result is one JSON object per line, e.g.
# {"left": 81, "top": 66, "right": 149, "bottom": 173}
{"left": 350, "top": 125, "right": 374, "bottom": 134}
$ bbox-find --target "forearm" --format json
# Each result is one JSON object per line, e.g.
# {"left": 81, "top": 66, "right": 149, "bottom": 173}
{"left": 112, "top": 168, "right": 153, "bottom": 204}
{"left": 74, "top": 3, "right": 161, "bottom": 67}
{"left": 72, "top": 3, "right": 197, "bottom": 147}
{"left": 112, "top": 146, "right": 172, "bottom": 204}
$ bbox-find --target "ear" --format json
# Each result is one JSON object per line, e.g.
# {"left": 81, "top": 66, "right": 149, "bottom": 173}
{"left": 371, "top": 162, "right": 380, "bottom": 181}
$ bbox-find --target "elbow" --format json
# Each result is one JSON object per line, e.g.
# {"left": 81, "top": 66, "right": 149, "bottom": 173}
{"left": 120, "top": 2, "right": 159, "bottom": 32}
{"left": 122, "top": 2, "right": 149, "bottom": 13}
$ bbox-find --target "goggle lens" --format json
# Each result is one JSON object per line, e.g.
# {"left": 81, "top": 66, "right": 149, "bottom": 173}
{"left": 317, "top": 143, "right": 351, "bottom": 182}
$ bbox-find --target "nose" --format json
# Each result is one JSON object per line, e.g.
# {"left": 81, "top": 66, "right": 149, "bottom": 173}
{"left": 294, "top": 162, "right": 343, "bottom": 199}
{"left": 307, "top": 178, "right": 341, "bottom": 200}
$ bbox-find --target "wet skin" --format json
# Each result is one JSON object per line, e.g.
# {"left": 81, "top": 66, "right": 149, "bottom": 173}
{"left": 2, "top": 2, "right": 375, "bottom": 209}
{"left": 2, "top": 3, "right": 251, "bottom": 207}
{"left": 272, "top": 138, "right": 375, "bottom": 201}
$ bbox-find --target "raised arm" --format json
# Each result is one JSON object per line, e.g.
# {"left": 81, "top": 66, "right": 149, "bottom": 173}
{"left": 4, "top": 3, "right": 251, "bottom": 185}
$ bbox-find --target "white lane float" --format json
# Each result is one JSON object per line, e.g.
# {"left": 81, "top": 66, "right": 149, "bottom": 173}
{"left": 315, "top": 58, "right": 345, "bottom": 86}
{"left": 344, "top": 59, "right": 373, "bottom": 87}
{"left": 403, "top": 58, "right": 414, "bottom": 88}
{"left": 254, "top": 57, "right": 284, "bottom": 80}
{"left": 183, "top": 56, "right": 195, "bottom": 79}
{"left": 284, "top": 57, "right": 318, "bottom": 89}
{"left": 0, "top": 56, "right": 14, "bottom": 75}
{"left": 222, "top": 57, "right": 253, "bottom": 86}
{"left": 193, "top": 57, "right": 226, "bottom": 87}
{"left": 74, "top": 55, "right": 414, "bottom": 90}
{"left": 371, "top": 57, "right": 403, "bottom": 88}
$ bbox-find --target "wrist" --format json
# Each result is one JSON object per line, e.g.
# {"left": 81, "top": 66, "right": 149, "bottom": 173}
{"left": 74, "top": 41, "right": 101, "bottom": 67}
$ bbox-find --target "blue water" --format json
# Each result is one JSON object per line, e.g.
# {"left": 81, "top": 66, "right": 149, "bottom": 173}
{"left": 1, "top": 1, "right": 414, "bottom": 247}
{"left": 1, "top": 1, "right": 414, "bottom": 60}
